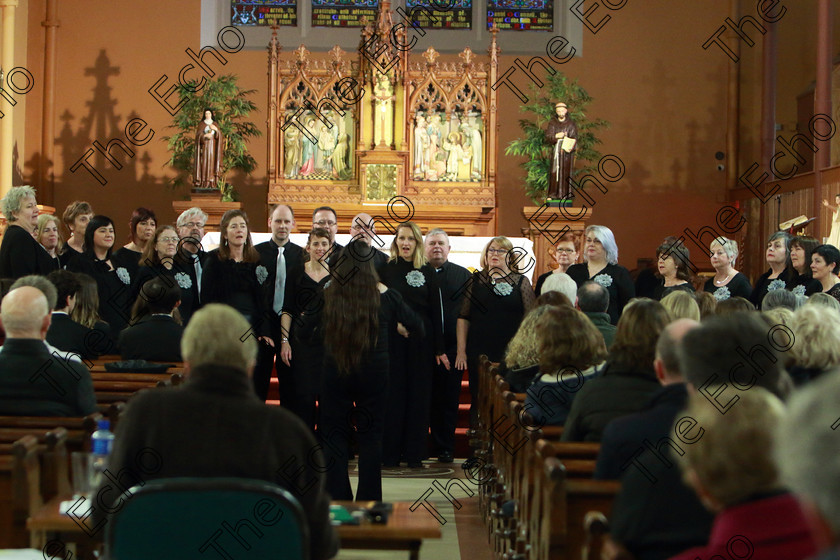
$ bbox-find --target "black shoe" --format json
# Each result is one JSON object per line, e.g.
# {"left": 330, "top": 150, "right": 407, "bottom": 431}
{"left": 462, "top": 457, "right": 480, "bottom": 470}
{"left": 438, "top": 452, "right": 454, "bottom": 463}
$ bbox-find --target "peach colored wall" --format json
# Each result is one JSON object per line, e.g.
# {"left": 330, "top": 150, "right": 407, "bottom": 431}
{"left": 21, "top": 0, "right": 750, "bottom": 270}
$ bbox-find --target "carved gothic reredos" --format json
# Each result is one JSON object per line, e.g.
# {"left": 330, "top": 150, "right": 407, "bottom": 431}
{"left": 266, "top": 5, "right": 500, "bottom": 235}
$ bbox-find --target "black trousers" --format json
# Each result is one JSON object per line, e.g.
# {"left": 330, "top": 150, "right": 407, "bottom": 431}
{"left": 429, "top": 350, "right": 463, "bottom": 456}
{"left": 382, "top": 335, "right": 432, "bottom": 465}
{"left": 320, "top": 358, "right": 387, "bottom": 501}
{"left": 251, "top": 321, "right": 294, "bottom": 404}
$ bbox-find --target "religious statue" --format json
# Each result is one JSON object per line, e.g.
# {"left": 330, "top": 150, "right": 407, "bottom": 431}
{"left": 373, "top": 73, "right": 395, "bottom": 148}
{"left": 194, "top": 108, "right": 224, "bottom": 189}
{"left": 413, "top": 116, "right": 429, "bottom": 178}
{"left": 284, "top": 125, "right": 301, "bottom": 178}
{"left": 544, "top": 101, "right": 578, "bottom": 199}
{"left": 331, "top": 133, "right": 350, "bottom": 178}
{"left": 463, "top": 113, "right": 483, "bottom": 179}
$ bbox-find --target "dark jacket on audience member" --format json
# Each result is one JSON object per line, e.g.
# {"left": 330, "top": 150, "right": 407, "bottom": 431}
{"left": 600, "top": 383, "right": 714, "bottom": 560}
{"left": 46, "top": 312, "right": 102, "bottom": 360}
{"left": 118, "top": 314, "right": 183, "bottom": 362}
{"left": 524, "top": 364, "right": 603, "bottom": 427}
{"left": 582, "top": 311, "right": 616, "bottom": 348}
{"left": 0, "top": 224, "right": 59, "bottom": 279}
{"left": 93, "top": 364, "right": 339, "bottom": 560}
{"left": 498, "top": 363, "right": 540, "bottom": 393}
{"left": 0, "top": 338, "right": 97, "bottom": 416}
{"left": 560, "top": 361, "right": 660, "bottom": 441}
{"left": 668, "top": 492, "right": 818, "bottom": 560}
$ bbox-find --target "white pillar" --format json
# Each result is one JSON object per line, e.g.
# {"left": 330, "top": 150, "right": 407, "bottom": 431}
{"left": 0, "top": 0, "right": 19, "bottom": 198}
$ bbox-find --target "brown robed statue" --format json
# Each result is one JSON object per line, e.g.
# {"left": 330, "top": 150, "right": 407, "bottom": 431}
{"left": 545, "top": 101, "right": 578, "bottom": 200}
{"left": 194, "top": 108, "right": 224, "bottom": 190}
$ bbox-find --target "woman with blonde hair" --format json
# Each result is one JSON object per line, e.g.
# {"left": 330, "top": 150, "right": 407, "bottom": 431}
{"left": 0, "top": 185, "right": 57, "bottom": 279}
{"left": 456, "top": 235, "right": 535, "bottom": 467}
{"left": 787, "top": 304, "right": 840, "bottom": 385}
{"left": 36, "top": 214, "right": 63, "bottom": 268}
{"left": 661, "top": 290, "right": 701, "bottom": 321}
{"left": 379, "top": 221, "right": 446, "bottom": 467}
{"left": 501, "top": 305, "right": 553, "bottom": 392}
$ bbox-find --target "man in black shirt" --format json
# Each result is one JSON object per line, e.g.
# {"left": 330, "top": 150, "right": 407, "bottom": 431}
{"left": 425, "top": 228, "right": 471, "bottom": 463}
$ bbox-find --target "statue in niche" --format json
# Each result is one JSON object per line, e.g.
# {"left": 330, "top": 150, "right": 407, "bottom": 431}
{"left": 442, "top": 132, "right": 461, "bottom": 178}
{"left": 426, "top": 114, "right": 444, "bottom": 180}
{"left": 299, "top": 116, "right": 317, "bottom": 176}
{"left": 194, "top": 108, "right": 224, "bottom": 189}
{"left": 373, "top": 74, "right": 395, "bottom": 147}
{"left": 461, "top": 113, "right": 483, "bottom": 179}
{"left": 545, "top": 101, "right": 578, "bottom": 199}
{"left": 284, "top": 125, "right": 301, "bottom": 178}
{"left": 413, "top": 115, "right": 429, "bottom": 179}
{"left": 331, "top": 133, "right": 350, "bottom": 178}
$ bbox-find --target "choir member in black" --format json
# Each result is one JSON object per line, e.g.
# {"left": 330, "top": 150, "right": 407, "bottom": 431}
{"left": 810, "top": 244, "right": 840, "bottom": 303}
{"left": 200, "top": 210, "right": 274, "bottom": 398}
{"left": 790, "top": 235, "right": 822, "bottom": 296}
{"left": 455, "top": 236, "right": 536, "bottom": 452}
{"left": 0, "top": 185, "right": 58, "bottom": 279}
{"left": 112, "top": 207, "right": 156, "bottom": 280}
{"left": 176, "top": 207, "right": 208, "bottom": 305}
{"left": 320, "top": 241, "right": 424, "bottom": 501}
{"left": 703, "top": 236, "right": 752, "bottom": 301}
{"left": 534, "top": 235, "right": 579, "bottom": 296}
{"left": 59, "top": 201, "right": 93, "bottom": 268}
{"left": 131, "top": 225, "right": 199, "bottom": 325}
{"left": 348, "top": 212, "right": 389, "bottom": 270}
{"left": 36, "top": 214, "right": 63, "bottom": 270}
{"left": 566, "top": 225, "right": 635, "bottom": 324}
{"left": 652, "top": 237, "right": 695, "bottom": 300}
{"left": 278, "top": 228, "right": 331, "bottom": 431}
{"left": 424, "top": 228, "right": 471, "bottom": 463}
{"left": 254, "top": 204, "right": 304, "bottom": 405}
{"left": 312, "top": 206, "right": 343, "bottom": 266}
{"left": 749, "top": 231, "right": 797, "bottom": 308}
{"left": 379, "top": 222, "right": 446, "bottom": 468}
{"left": 65, "top": 215, "right": 134, "bottom": 337}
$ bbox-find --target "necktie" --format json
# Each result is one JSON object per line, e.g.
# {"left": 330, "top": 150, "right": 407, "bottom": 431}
{"left": 436, "top": 266, "right": 445, "bottom": 336}
{"left": 274, "top": 245, "right": 286, "bottom": 314}
{"left": 194, "top": 254, "right": 203, "bottom": 296}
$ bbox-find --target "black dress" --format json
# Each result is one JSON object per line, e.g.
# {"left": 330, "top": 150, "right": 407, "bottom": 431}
{"left": 112, "top": 247, "right": 143, "bottom": 280}
{"left": 791, "top": 272, "right": 822, "bottom": 297}
{"left": 65, "top": 251, "right": 135, "bottom": 337}
{"left": 378, "top": 258, "right": 444, "bottom": 466}
{"left": 59, "top": 245, "right": 83, "bottom": 269}
{"left": 0, "top": 224, "right": 59, "bottom": 279}
{"left": 281, "top": 266, "right": 329, "bottom": 431}
{"left": 566, "top": 263, "right": 635, "bottom": 324}
{"left": 703, "top": 272, "right": 752, "bottom": 300}
{"left": 200, "top": 250, "right": 269, "bottom": 335}
{"left": 824, "top": 282, "right": 840, "bottom": 303}
{"left": 319, "top": 288, "right": 423, "bottom": 501}
{"left": 749, "top": 269, "right": 794, "bottom": 308}
{"left": 460, "top": 270, "right": 535, "bottom": 427}
{"left": 131, "top": 257, "right": 199, "bottom": 325}
{"left": 652, "top": 281, "right": 694, "bottom": 301}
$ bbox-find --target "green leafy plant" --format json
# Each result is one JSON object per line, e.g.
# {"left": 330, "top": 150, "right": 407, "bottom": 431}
{"left": 162, "top": 75, "right": 261, "bottom": 196}
{"left": 505, "top": 72, "right": 609, "bottom": 203}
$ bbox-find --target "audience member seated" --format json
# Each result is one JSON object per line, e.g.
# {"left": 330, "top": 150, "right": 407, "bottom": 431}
{"left": 693, "top": 291, "right": 716, "bottom": 319}
{"left": 576, "top": 281, "right": 617, "bottom": 348}
{"left": 660, "top": 290, "right": 700, "bottom": 321}
{"left": 535, "top": 290, "right": 571, "bottom": 307}
{"left": 786, "top": 305, "right": 840, "bottom": 386}
{"left": 93, "top": 304, "right": 339, "bottom": 560}
{"left": 762, "top": 307, "right": 794, "bottom": 331}
{"left": 776, "top": 369, "right": 840, "bottom": 560}
{"left": 805, "top": 291, "right": 840, "bottom": 312}
{"left": 70, "top": 272, "right": 116, "bottom": 354}
{"left": 3, "top": 275, "right": 84, "bottom": 364}
{"left": 668, "top": 389, "right": 818, "bottom": 560}
{"left": 525, "top": 305, "right": 607, "bottom": 427}
{"left": 45, "top": 270, "right": 103, "bottom": 360}
{"left": 561, "top": 298, "right": 669, "bottom": 441}
{"left": 598, "top": 319, "right": 714, "bottom": 560}
{"left": 119, "top": 277, "right": 184, "bottom": 362}
{"left": 500, "top": 305, "right": 552, "bottom": 392}
{"left": 0, "top": 286, "right": 96, "bottom": 416}
{"left": 540, "top": 271, "right": 577, "bottom": 304}
{"left": 761, "top": 287, "right": 800, "bottom": 311}
{"left": 680, "top": 311, "right": 792, "bottom": 401}
{"left": 714, "top": 296, "right": 755, "bottom": 316}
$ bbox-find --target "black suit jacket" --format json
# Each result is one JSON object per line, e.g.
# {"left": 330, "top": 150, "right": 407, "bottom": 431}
{"left": 435, "top": 260, "right": 471, "bottom": 354}
{"left": 255, "top": 239, "right": 304, "bottom": 331}
{"left": 94, "top": 364, "right": 339, "bottom": 560}
{"left": 46, "top": 312, "right": 102, "bottom": 360}
{"left": 0, "top": 224, "right": 59, "bottom": 279}
{"left": 119, "top": 315, "right": 184, "bottom": 362}
{"left": 0, "top": 338, "right": 97, "bottom": 416}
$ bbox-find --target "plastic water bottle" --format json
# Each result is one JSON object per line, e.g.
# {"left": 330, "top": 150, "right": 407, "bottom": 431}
{"left": 90, "top": 419, "right": 114, "bottom": 487}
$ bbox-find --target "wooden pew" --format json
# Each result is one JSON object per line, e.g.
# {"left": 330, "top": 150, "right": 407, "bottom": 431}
{"left": 0, "top": 413, "right": 100, "bottom": 452}
{"left": 0, "top": 436, "right": 42, "bottom": 548}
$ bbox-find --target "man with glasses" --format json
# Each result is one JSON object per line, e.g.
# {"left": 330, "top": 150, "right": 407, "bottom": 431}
{"left": 176, "top": 207, "right": 208, "bottom": 308}
{"left": 312, "top": 206, "right": 342, "bottom": 266}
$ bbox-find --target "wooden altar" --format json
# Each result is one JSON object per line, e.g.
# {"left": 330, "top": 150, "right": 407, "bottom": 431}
{"left": 266, "top": 0, "right": 499, "bottom": 235}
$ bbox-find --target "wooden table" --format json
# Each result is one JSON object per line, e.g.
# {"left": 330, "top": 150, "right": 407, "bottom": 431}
{"left": 29, "top": 496, "right": 442, "bottom": 560}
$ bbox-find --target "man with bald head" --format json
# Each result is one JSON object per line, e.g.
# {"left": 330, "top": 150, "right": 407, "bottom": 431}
{"left": 339, "top": 212, "right": 387, "bottom": 269}
{"left": 0, "top": 286, "right": 96, "bottom": 416}
{"left": 597, "top": 318, "right": 714, "bottom": 560}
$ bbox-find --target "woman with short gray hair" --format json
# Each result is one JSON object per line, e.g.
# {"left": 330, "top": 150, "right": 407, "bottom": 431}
{"left": 0, "top": 186, "right": 58, "bottom": 279}
{"left": 703, "top": 236, "right": 751, "bottom": 301}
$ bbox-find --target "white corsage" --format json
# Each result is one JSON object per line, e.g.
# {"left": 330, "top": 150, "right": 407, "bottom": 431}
{"left": 324, "top": 279, "right": 332, "bottom": 289}
{"left": 175, "top": 272, "right": 193, "bottom": 289}
{"left": 713, "top": 286, "right": 731, "bottom": 301}
{"left": 792, "top": 285, "right": 806, "bottom": 297}
{"left": 406, "top": 270, "right": 425, "bottom": 288}
{"left": 116, "top": 267, "right": 130, "bottom": 285}
{"left": 593, "top": 274, "right": 613, "bottom": 288}
{"left": 494, "top": 282, "right": 513, "bottom": 296}
{"left": 767, "top": 279, "right": 786, "bottom": 292}
{"left": 255, "top": 265, "right": 268, "bottom": 285}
